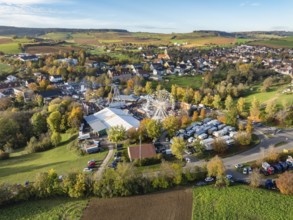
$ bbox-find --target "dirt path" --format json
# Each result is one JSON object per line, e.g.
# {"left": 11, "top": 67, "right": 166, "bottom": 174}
{"left": 95, "top": 144, "right": 114, "bottom": 179}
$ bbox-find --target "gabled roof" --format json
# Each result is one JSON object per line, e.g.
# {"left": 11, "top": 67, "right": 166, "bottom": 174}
{"left": 128, "top": 144, "right": 156, "bottom": 161}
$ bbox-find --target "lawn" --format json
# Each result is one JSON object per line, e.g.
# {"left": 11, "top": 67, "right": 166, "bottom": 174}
{"left": 244, "top": 85, "right": 293, "bottom": 106}
{"left": 193, "top": 185, "right": 293, "bottom": 220}
{"left": 0, "top": 134, "right": 108, "bottom": 185}
{"left": 0, "top": 63, "right": 13, "bottom": 74}
{"left": 0, "top": 42, "right": 21, "bottom": 54}
{"left": 162, "top": 75, "right": 204, "bottom": 90}
{"left": 0, "top": 198, "right": 88, "bottom": 220}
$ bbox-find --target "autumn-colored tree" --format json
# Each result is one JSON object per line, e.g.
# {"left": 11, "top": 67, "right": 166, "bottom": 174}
{"left": 138, "top": 118, "right": 151, "bottom": 140}
{"left": 224, "top": 95, "right": 234, "bottom": 111}
{"left": 200, "top": 108, "right": 206, "bottom": 119}
{"left": 212, "top": 94, "right": 222, "bottom": 109}
{"left": 193, "top": 91, "right": 202, "bottom": 104}
{"left": 127, "top": 79, "right": 134, "bottom": 89}
{"left": 192, "top": 111, "right": 198, "bottom": 122}
{"left": 170, "top": 137, "right": 185, "bottom": 160}
{"left": 212, "top": 138, "right": 228, "bottom": 154}
{"left": 145, "top": 81, "right": 153, "bottom": 95}
{"left": 68, "top": 106, "right": 83, "bottom": 128}
{"left": 249, "top": 168, "right": 261, "bottom": 188}
{"left": 108, "top": 125, "right": 126, "bottom": 147}
{"left": 146, "top": 119, "right": 162, "bottom": 140}
{"left": 207, "top": 155, "right": 226, "bottom": 178}
{"left": 237, "top": 97, "right": 245, "bottom": 115}
{"left": 276, "top": 172, "right": 293, "bottom": 195}
{"left": 171, "top": 84, "right": 177, "bottom": 100}
{"left": 180, "top": 115, "right": 190, "bottom": 128}
{"left": 250, "top": 96, "right": 261, "bottom": 121}
{"left": 266, "top": 145, "right": 280, "bottom": 162}
{"left": 162, "top": 115, "right": 180, "bottom": 137}
{"left": 246, "top": 119, "right": 253, "bottom": 134}
{"left": 127, "top": 127, "right": 139, "bottom": 143}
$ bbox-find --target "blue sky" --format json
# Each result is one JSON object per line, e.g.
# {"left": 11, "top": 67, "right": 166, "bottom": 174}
{"left": 0, "top": 0, "right": 292, "bottom": 33}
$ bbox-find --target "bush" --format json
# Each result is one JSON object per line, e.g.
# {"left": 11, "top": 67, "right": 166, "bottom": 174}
{"left": 26, "top": 133, "right": 53, "bottom": 153}
{"left": 236, "top": 132, "right": 252, "bottom": 145}
{"left": 0, "top": 150, "right": 9, "bottom": 160}
{"left": 67, "top": 140, "right": 84, "bottom": 156}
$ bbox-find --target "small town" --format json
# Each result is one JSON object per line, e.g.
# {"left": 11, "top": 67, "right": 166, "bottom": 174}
{"left": 0, "top": 1, "right": 293, "bottom": 220}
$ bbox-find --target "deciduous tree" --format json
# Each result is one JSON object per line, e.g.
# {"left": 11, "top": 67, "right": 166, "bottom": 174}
{"left": 170, "top": 137, "right": 185, "bottom": 160}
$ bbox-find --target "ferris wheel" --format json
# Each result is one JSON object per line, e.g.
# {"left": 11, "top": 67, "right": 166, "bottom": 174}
{"left": 143, "top": 90, "right": 174, "bottom": 121}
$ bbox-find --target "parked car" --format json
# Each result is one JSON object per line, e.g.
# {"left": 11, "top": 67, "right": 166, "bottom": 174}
{"left": 243, "top": 167, "right": 248, "bottom": 175}
{"left": 196, "top": 181, "right": 207, "bottom": 186}
{"left": 235, "top": 164, "right": 243, "bottom": 169}
{"left": 265, "top": 179, "right": 276, "bottom": 190}
{"left": 205, "top": 177, "right": 214, "bottom": 182}
{"left": 185, "top": 157, "right": 191, "bottom": 163}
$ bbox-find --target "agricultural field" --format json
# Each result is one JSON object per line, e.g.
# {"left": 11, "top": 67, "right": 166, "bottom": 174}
{"left": 192, "top": 185, "right": 293, "bottom": 220}
{"left": 250, "top": 37, "right": 293, "bottom": 48}
{"left": 25, "top": 45, "right": 80, "bottom": 54}
{"left": 0, "top": 37, "right": 33, "bottom": 54}
{"left": 39, "top": 32, "right": 72, "bottom": 41}
{"left": 0, "top": 198, "right": 88, "bottom": 220}
{"left": 36, "top": 31, "right": 246, "bottom": 48}
{"left": 0, "top": 134, "right": 108, "bottom": 185}
{"left": 82, "top": 188, "right": 193, "bottom": 220}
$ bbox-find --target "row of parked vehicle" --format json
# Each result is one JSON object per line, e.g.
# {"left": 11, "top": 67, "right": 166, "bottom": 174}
{"left": 173, "top": 118, "right": 237, "bottom": 151}
{"left": 261, "top": 156, "right": 293, "bottom": 175}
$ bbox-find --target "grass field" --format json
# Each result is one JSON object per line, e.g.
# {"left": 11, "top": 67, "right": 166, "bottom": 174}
{"left": 82, "top": 188, "right": 192, "bottom": 220}
{"left": 192, "top": 185, "right": 293, "bottom": 220}
{"left": 0, "top": 198, "right": 88, "bottom": 220}
{"left": 244, "top": 85, "right": 293, "bottom": 106}
{"left": 0, "top": 63, "right": 13, "bottom": 74}
{"left": 0, "top": 134, "right": 108, "bottom": 185}
{"left": 250, "top": 37, "right": 293, "bottom": 48}
{"left": 162, "top": 75, "right": 204, "bottom": 90}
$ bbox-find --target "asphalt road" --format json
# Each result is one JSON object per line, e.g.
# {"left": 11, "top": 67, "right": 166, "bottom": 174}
{"left": 186, "top": 127, "right": 293, "bottom": 179}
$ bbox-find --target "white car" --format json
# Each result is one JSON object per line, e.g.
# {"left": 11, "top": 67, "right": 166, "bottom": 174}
{"left": 243, "top": 167, "right": 248, "bottom": 175}
{"left": 205, "top": 177, "right": 214, "bottom": 182}
{"left": 184, "top": 150, "right": 192, "bottom": 155}
{"left": 185, "top": 157, "right": 191, "bottom": 163}
{"left": 188, "top": 137, "right": 195, "bottom": 143}
{"left": 235, "top": 164, "right": 243, "bottom": 169}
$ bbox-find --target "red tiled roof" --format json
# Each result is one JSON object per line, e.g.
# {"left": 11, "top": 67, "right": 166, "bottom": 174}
{"left": 128, "top": 144, "right": 156, "bottom": 161}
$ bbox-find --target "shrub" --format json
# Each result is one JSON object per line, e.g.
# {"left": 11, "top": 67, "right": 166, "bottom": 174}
{"left": 236, "top": 131, "right": 252, "bottom": 145}
{"left": 26, "top": 133, "right": 53, "bottom": 153}
{"left": 0, "top": 150, "right": 9, "bottom": 160}
{"left": 276, "top": 172, "right": 293, "bottom": 195}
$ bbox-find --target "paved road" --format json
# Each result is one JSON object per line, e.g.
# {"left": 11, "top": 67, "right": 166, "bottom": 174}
{"left": 185, "top": 128, "right": 293, "bottom": 179}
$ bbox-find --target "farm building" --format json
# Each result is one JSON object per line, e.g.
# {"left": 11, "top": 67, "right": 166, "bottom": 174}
{"left": 84, "top": 107, "right": 140, "bottom": 135}
{"left": 128, "top": 144, "right": 157, "bottom": 161}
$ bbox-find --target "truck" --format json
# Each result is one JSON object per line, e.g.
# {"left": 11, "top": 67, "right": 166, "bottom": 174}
{"left": 262, "top": 162, "right": 275, "bottom": 175}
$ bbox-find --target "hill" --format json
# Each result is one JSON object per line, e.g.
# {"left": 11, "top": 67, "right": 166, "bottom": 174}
{"left": 0, "top": 26, "right": 128, "bottom": 37}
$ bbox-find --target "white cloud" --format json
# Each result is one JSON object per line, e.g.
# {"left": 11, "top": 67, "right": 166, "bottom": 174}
{"left": 0, "top": 0, "right": 56, "bottom": 5}
{"left": 240, "top": 1, "right": 260, "bottom": 7}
